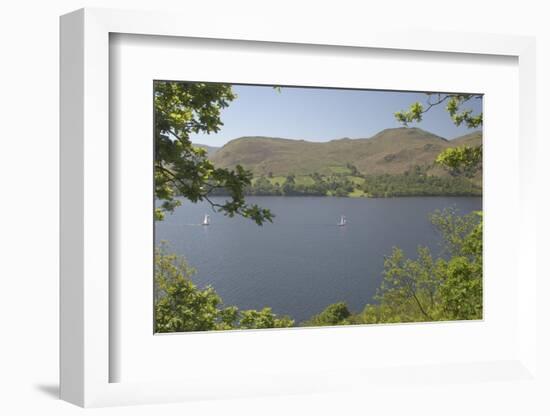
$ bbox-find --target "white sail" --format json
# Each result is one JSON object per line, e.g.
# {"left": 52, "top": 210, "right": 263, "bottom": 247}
{"left": 202, "top": 214, "right": 210, "bottom": 226}
{"left": 338, "top": 215, "right": 346, "bottom": 226}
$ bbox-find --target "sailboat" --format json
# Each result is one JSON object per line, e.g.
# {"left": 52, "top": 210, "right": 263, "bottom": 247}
{"left": 337, "top": 215, "right": 347, "bottom": 226}
{"left": 202, "top": 214, "right": 211, "bottom": 226}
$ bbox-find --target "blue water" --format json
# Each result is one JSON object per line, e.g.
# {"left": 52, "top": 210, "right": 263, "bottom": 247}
{"left": 155, "top": 196, "right": 482, "bottom": 323}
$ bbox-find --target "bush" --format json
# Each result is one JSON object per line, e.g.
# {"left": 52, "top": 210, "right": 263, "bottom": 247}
{"left": 302, "top": 302, "right": 351, "bottom": 326}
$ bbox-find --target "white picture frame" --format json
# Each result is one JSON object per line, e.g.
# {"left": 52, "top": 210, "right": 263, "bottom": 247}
{"left": 60, "top": 7, "right": 538, "bottom": 408}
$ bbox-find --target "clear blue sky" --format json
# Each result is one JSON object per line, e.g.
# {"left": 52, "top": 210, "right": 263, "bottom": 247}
{"left": 190, "top": 84, "right": 482, "bottom": 147}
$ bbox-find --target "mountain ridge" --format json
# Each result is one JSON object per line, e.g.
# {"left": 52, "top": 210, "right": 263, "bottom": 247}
{"left": 205, "top": 127, "right": 481, "bottom": 177}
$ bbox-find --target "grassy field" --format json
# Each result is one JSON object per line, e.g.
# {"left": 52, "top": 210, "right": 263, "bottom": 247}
{"left": 347, "top": 176, "right": 365, "bottom": 185}
{"left": 328, "top": 166, "right": 352, "bottom": 175}
{"left": 268, "top": 176, "right": 286, "bottom": 186}
{"left": 259, "top": 175, "right": 317, "bottom": 186}
{"left": 348, "top": 189, "right": 367, "bottom": 197}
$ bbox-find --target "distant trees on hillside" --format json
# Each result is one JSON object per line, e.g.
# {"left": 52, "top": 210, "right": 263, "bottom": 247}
{"left": 233, "top": 165, "right": 481, "bottom": 198}
{"left": 361, "top": 170, "right": 480, "bottom": 197}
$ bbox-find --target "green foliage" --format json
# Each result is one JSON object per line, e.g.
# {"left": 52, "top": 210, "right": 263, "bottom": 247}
{"left": 241, "top": 166, "right": 480, "bottom": 198}
{"left": 302, "top": 302, "right": 352, "bottom": 327}
{"left": 394, "top": 94, "right": 483, "bottom": 128}
{"left": 435, "top": 145, "right": 482, "bottom": 177}
{"left": 154, "top": 81, "right": 272, "bottom": 225}
{"left": 394, "top": 102, "right": 424, "bottom": 125}
{"left": 250, "top": 176, "right": 283, "bottom": 196}
{"left": 355, "top": 208, "right": 482, "bottom": 324}
{"left": 345, "top": 163, "right": 360, "bottom": 176}
{"left": 361, "top": 167, "right": 481, "bottom": 197}
{"left": 394, "top": 93, "right": 483, "bottom": 176}
{"left": 375, "top": 246, "right": 440, "bottom": 321}
{"left": 446, "top": 96, "right": 483, "bottom": 129}
{"left": 430, "top": 208, "right": 481, "bottom": 256}
{"left": 436, "top": 255, "right": 482, "bottom": 320}
{"left": 154, "top": 245, "right": 294, "bottom": 332}
{"left": 154, "top": 246, "right": 222, "bottom": 332}
{"left": 239, "top": 308, "right": 294, "bottom": 329}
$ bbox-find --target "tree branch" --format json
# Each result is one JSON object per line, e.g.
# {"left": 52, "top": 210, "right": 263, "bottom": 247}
{"left": 423, "top": 94, "right": 453, "bottom": 114}
{"left": 406, "top": 281, "right": 432, "bottom": 320}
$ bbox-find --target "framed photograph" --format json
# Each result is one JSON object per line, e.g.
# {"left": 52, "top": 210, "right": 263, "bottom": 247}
{"left": 60, "top": 8, "right": 538, "bottom": 408}
{"left": 151, "top": 80, "right": 484, "bottom": 334}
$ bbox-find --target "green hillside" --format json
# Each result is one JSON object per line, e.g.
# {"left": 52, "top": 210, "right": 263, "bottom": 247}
{"left": 211, "top": 127, "right": 482, "bottom": 177}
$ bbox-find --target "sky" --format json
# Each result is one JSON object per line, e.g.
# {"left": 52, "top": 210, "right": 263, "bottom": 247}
{"left": 190, "top": 84, "right": 482, "bottom": 147}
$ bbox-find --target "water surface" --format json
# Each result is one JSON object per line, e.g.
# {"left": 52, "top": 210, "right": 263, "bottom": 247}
{"left": 155, "top": 196, "right": 482, "bottom": 323}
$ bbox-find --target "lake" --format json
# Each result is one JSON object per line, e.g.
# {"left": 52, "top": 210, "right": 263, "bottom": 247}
{"left": 155, "top": 196, "right": 482, "bottom": 323}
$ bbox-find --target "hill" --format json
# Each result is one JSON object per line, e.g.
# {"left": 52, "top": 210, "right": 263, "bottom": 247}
{"left": 450, "top": 130, "right": 482, "bottom": 147}
{"left": 210, "top": 127, "right": 482, "bottom": 177}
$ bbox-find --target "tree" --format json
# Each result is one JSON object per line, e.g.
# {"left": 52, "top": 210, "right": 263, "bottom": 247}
{"left": 282, "top": 175, "right": 296, "bottom": 195}
{"left": 239, "top": 308, "right": 294, "bottom": 329}
{"left": 355, "top": 208, "right": 482, "bottom": 324}
{"left": 302, "top": 302, "right": 351, "bottom": 326}
{"left": 250, "top": 176, "right": 278, "bottom": 195}
{"left": 154, "top": 81, "right": 272, "bottom": 225}
{"left": 154, "top": 245, "right": 224, "bottom": 332}
{"left": 435, "top": 145, "right": 482, "bottom": 178}
{"left": 429, "top": 208, "right": 482, "bottom": 320}
{"left": 394, "top": 93, "right": 483, "bottom": 176}
{"left": 377, "top": 246, "right": 439, "bottom": 321}
{"left": 346, "top": 162, "right": 359, "bottom": 176}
